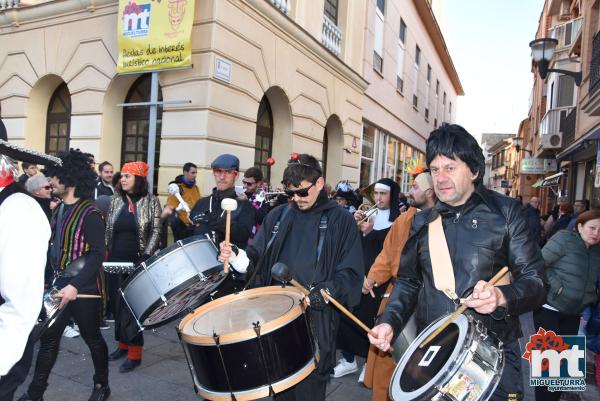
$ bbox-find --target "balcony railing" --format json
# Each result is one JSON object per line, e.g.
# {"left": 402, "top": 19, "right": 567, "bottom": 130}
{"left": 549, "top": 17, "right": 583, "bottom": 50}
{"left": 269, "top": 0, "right": 289, "bottom": 15}
{"left": 591, "top": 31, "right": 600, "bottom": 95}
{"left": 0, "top": 0, "right": 20, "bottom": 10}
{"left": 322, "top": 14, "right": 342, "bottom": 57}
{"left": 540, "top": 107, "right": 574, "bottom": 136}
{"left": 561, "top": 108, "right": 576, "bottom": 148}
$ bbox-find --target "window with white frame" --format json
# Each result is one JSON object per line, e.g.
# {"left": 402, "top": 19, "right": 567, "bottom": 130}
{"left": 412, "top": 45, "right": 420, "bottom": 109}
{"left": 397, "top": 18, "right": 406, "bottom": 93}
{"left": 360, "top": 123, "right": 376, "bottom": 187}
{"left": 373, "top": 1, "right": 385, "bottom": 73}
{"left": 425, "top": 65, "right": 431, "bottom": 120}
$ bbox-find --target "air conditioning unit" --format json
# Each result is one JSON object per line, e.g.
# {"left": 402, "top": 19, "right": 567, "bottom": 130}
{"left": 541, "top": 132, "right": 563, "bottom": 149}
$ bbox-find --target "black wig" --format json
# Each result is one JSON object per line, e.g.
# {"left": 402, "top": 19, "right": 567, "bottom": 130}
{"left": 425, "top": 124, "right": 485, "bottom": 185}
{"left": 43, "top": 149, "right": 98, "bottom": 199}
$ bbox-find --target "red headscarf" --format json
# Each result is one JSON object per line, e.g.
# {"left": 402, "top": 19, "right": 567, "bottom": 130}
{"left": 121, "top": 161, "right": 149, "bottom": 177}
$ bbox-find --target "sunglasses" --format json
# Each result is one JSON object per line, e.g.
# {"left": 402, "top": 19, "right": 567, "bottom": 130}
{"left": 284, "top": 182, "right": 315, "bottom": 198}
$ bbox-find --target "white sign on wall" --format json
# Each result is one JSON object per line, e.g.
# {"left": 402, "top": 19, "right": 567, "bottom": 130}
{"left": 521, "top": 158, "right": 557, "bottom": 174}
{"left": 215, "top": 57, "right": 231, "bottom": 83}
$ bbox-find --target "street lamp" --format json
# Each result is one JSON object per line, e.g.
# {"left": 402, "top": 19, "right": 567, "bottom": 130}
{"left": 529, "top": 38, "right": 582, "bottom": 86}
{"left": 513, "top": 137, "right": 533, "bottom": 156}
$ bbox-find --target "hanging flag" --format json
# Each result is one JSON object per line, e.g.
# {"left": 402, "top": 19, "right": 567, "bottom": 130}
{"left": 117, "top": 0, "right": 195, "bottom": 73}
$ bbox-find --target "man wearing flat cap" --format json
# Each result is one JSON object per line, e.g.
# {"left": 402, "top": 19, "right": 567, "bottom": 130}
{"left": 190, "top": 154, "right": 254, "bottom": 251}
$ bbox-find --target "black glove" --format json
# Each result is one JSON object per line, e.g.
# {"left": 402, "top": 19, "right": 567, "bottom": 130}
{"left": 308, "top": 282, "right": 336, "bottom": 311}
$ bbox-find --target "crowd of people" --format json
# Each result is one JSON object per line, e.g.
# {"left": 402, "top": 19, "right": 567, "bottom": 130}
{"left": 2, "top": 117, "right": 600, "bottom": 401}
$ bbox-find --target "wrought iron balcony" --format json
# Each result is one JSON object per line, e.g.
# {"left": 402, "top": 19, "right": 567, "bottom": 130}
{"left": 322, "top": 14, "right": 342, "bottom": 57}
{"left": 591, "top": 31, "right": 600, "bottom": 95}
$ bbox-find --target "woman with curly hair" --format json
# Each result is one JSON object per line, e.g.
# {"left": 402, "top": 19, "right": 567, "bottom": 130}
{"left": 105, "top": 161, "right": 161, "bottom": 373}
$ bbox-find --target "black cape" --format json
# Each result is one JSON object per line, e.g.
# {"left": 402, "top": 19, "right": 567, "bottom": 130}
{"left": 245, "top": 190, "right": 363, "bottom": 375}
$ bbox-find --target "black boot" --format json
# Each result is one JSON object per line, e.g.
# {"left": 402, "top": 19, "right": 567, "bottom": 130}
{"left": 88, "top": 384, "right": 111, "bottom": 401}
{"left": 108, "top": 348, "right": 127, "bottom": 361}
{"left": 119, "top": 358, "right": 141, "bottom": 373}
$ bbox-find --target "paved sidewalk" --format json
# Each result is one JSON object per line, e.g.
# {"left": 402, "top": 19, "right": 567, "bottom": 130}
{"left": 15, "top": 314, "right": 600, "bottom": 401}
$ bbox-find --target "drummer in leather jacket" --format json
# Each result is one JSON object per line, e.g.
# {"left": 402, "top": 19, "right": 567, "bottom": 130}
{"left": 369, "top": 124, "right": 546, "bottom": 401}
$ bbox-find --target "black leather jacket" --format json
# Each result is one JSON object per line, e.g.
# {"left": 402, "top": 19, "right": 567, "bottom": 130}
{"left": 379, "top": 185, "right": 547, "bottom": 342}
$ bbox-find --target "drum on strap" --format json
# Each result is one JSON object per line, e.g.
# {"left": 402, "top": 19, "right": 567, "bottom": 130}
{"left": 120, "top": 236, "right": 227, "bottom": 330}
{"left": 177, "top": 286, "right": 319, "bottom": 401}
{"left": 389, "top": 313, "right": 504, "bottom": 401}
{"left": 391, "top": 313, "right": 417, "bottom": 362}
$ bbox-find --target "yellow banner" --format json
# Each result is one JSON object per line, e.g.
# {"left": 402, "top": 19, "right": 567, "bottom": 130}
{"left": 117, "top": 0, "right": 195, "bottom": 73}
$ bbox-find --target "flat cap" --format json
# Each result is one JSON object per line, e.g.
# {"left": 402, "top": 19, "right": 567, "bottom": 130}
{"left": 211, "top": 154, "right": 239, "bottom": 170}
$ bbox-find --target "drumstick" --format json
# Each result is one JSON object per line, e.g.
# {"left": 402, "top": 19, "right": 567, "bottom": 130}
{"left": 224, "top": 210, "right": 231, "bottom": 274}
{"left": 364, "top": 276, "right": 375, "bottom": 298}
{"left": 320, "top": 288, "right": 394, "bottom": 353}
{"left": 419, "top": 266, "right": 509, "bottom": 349}
{"left": 53, "top": 294, "right": 102, "bottom": 299}
{"left": 220, "top": 199, "right": 238, "bottom": 274}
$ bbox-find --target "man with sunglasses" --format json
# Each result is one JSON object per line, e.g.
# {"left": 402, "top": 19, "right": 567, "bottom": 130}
{"left": 219, "top": 153, "right": 363, "bottom": 401}
{"left": 189, "top": 154, "right": 254, "bottom": 249}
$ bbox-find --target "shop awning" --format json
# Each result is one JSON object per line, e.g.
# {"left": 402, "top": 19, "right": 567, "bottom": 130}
{"left": 541, "top": 171, "right": 564, "bottom": 187}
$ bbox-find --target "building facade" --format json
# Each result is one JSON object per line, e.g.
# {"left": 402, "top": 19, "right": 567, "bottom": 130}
{"left": 359, "top": 0, "right": 463, "bottom": 194}
{"left": 0, "top": 0, "right": 368, "bottom": 195}
{"left": 0, "top": 0, "right": 462, "bottom": 196}
{"left": 523, "top": 0, "right": 600, "bottom": 213}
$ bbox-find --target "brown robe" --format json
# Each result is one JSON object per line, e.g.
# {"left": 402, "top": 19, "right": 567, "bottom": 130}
{"left": 363, "top": 207, "right": 416, "bottom": 401}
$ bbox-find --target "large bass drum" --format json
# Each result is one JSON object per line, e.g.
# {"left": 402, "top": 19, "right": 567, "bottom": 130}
{"left": 390, "top": 313, "right": 504, "bottom": 401}
{"left": 178, "top": 286, "right": 318, "bottom": 401}
{"left": 120, "top": 236, "right": 227, "bottom": 330}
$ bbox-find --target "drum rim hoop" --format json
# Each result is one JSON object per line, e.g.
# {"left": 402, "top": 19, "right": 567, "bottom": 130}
{"left": 121, "top": 236, "right": 218, "bottom": 287}
{"left": 194, "top": 354, "right": 318, "bottom": 401}
{"left": 178, "top": 286, "right": 306, "bottom": 345}
{"left": 390, "top": 313, "right": 473, "bottom": 398}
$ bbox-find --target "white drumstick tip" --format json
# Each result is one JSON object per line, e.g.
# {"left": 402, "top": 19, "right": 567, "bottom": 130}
{"left": 221, "top": 198, "right": 238, "bottom": 211}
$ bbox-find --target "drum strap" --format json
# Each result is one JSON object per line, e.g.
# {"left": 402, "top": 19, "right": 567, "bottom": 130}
{"left": 429, "top": 213, "right": 511, "bottom": 302}
{"left": 316, "top": 211, "right": 328, "bottom": 263}
{"left": 266, "top": 205, "right": 292, "bottom": 250}
{"left": 428, "top": 214, "right": 458, "bottom": 301}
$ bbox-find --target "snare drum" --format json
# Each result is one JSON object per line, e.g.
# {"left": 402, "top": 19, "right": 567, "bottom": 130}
{"left": 103, "top": 262, "right": 136, "bottom": 275}
{"left": 178, "top": 286, "right": 318, "bottom": 401}
{"left": 120, "top": 236, "right": 227, "bottom": 330}
{"left": 389, "top": 313, "right": 504, "bottom": 401}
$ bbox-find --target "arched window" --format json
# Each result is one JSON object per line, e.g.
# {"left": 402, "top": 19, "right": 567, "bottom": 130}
{"left": 46, "top": 83, "right": 71, "bottom": 155}
{"left": 122, "top": 75, "right": 162, "bottom": 193}
{"left": 255, "top": 96, "right": 273, "bottom": 184}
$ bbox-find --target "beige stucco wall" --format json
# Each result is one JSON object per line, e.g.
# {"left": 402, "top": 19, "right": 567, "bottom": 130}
{"left": 0, "top": 0, "right": 367, "bottom": 195}
{"left": 362, "top": 0, "right": 459, "bottom": 152}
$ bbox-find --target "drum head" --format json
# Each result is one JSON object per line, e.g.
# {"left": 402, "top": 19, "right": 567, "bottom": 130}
{"left": 390, "top": 314, "right": 470, "bottom": 400}
{"left": 179, "top": 286, "right": 305, "bottom": 345}
{"left": 122, "top": 236, "right": 227, "bottom": 329}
